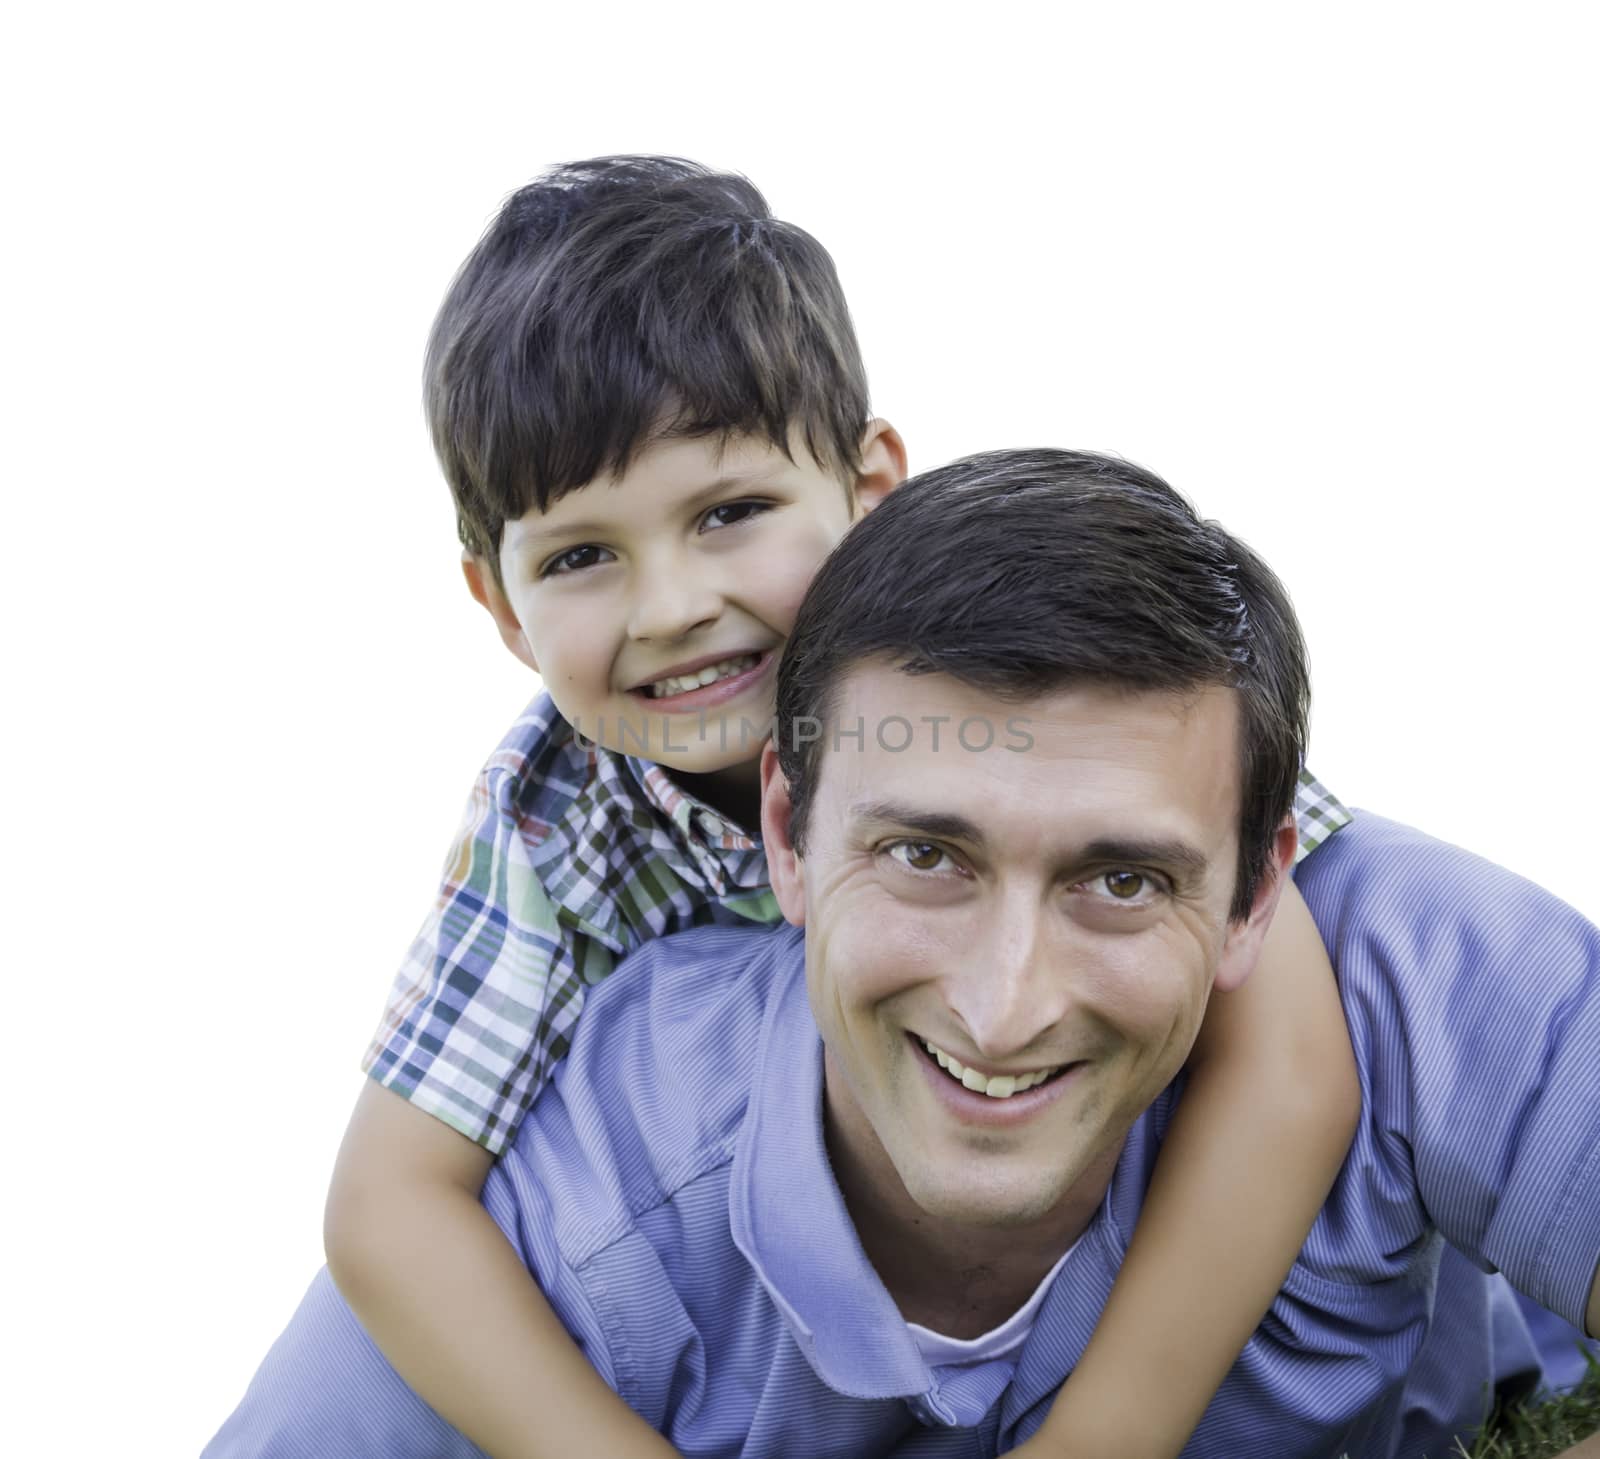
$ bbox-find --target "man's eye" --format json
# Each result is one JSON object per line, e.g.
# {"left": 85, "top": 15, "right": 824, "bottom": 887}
{"left": 888, "top": 842, "right": 951, "bottom": 873}
{"left": 1103, "top": 870, "right": 1147, "bottom": 900}
{"left": 1089, "top": 870, "right": 1167, "bottom": 905}
{"left": 701, "top": 500, "right": 769, "bottom": 532}
{"left": 541, "top": 545, "right": 612, "bottom": 577}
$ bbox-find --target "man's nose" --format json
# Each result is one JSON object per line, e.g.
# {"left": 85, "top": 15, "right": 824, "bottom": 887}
{"left": 943, "top": 898, "right": 1071, "bottom": 1061}
{"left": 626, "top": 549, "right": 723, "bottom": 642}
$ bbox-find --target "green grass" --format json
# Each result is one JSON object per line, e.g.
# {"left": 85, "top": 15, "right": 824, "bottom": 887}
{"left": 1332, "top": 1359, "right": 1600, "bottom": 1459}
{"left": 1450, "top": 1358, "right": 1600, "bottom": 1458}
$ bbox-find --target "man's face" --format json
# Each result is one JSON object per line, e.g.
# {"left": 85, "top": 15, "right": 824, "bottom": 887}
{"left": 478, "top": 431, "right": 868, "bottom": 786}
{"left": 763, "top": 665, "right": 1290, "bottom": 1234}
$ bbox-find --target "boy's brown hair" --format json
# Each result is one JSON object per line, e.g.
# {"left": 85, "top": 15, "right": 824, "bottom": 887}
{"left": 425, "top": 156, "right": 871, "bottom": 577}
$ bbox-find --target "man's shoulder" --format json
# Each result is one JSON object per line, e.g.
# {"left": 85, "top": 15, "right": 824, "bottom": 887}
{"left": 1293, "top": 806, "right": 1599, "bottom": 1089}
{"left": 1298, "top": 806, "right": 1527, "bottom": 890}
{"left": 494, "top": 922, "right": 806, "bottom": 1257}
{"left": 477, "top": 921, "right": 832, "bottom": 1432}
{"left": 572, "top": 920, "right": 803, "bottom": 1071}
{"left": 1295, "top": 809, "right": 1595, "bottom": 966}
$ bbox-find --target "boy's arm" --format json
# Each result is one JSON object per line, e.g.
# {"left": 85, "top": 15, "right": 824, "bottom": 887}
{"left": 1015, "top": 879, "right": 1359, "bottom": 1459}
{"left": 333, "top": 708, "right": 678, "bottom": 1457}
{"left": 324, "top": 1081, "right": 679, "bottom": 1459}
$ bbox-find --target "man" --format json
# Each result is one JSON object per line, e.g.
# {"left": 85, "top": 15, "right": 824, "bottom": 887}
{"left": 210, "top": 450, "right": 1600, "bottom": 1457}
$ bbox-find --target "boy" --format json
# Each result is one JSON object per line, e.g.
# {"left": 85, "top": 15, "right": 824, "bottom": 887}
{"left": 323, "top": 156, "right": 1358, "bottom": 1459}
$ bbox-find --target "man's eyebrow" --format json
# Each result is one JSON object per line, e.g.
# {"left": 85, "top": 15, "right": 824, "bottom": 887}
{"left": 850, "top": 807, "right": 1211, "bottom": 880}
{"left": 849, "top": 800, "right": 987, "bottom": 846}
{"left": 504, "top": 471, "right": 782, "bottom": 553}
{"left": 1079, "top": 837, "right": 1210, "bottom": 879}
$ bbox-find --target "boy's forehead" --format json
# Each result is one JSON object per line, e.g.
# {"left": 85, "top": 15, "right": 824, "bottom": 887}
{"left": 635, "top": 422, "right": 789, "bottom": 472}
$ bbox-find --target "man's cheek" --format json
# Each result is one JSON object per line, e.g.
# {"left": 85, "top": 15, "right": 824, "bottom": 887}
{"left": 1100, "top": 988, "right": 1207, "bottom": 1114}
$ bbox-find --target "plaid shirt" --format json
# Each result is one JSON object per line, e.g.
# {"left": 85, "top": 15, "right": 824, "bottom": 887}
{"left": 365, "top": 691, "right": 1352, "bottom": 1153}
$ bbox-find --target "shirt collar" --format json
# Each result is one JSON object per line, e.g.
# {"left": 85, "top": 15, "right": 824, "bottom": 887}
{"left": 527, "top": 732, "right": 767, "bottom": 954}
{"left": 728, "top": 937, "right": 932, "bottom": 1400}
{"left": 727, "top": 933, "right": 1135, "bottom": 1430}
{"left": 623, "top": 754, "right": 768, "bottom": 894}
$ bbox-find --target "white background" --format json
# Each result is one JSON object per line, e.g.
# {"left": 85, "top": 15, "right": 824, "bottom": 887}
{"left": 6, "top": 3, "right": 1597, "bottom": 1453}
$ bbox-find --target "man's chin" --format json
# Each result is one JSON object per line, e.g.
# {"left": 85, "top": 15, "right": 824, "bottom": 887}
{"left": 899, "top": 1157, "right": 1087, "bottom": 1232}
{"left": 889, "top": 1117, "right": 1131, "bottom": 1236}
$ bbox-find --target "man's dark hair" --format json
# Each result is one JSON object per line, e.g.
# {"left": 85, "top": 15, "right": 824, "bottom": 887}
{"left": 425, "top": 156, "right": 871, "bottom": 573}
{"left": 775, "top": 449, "right": 1311, "bottom": 921}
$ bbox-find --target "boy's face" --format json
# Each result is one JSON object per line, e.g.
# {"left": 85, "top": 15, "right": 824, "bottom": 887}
{"left": 473, "top": 425, "right": 902, "bottom": 794}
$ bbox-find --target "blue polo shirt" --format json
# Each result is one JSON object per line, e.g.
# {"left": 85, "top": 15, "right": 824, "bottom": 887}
{"left": 210, "top": 813, "right": 1600, "bottom": 1459}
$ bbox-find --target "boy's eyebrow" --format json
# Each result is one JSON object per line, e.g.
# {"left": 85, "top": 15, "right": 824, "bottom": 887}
{"left": 505, "top": 518, "right": 610, "bottom": 552}
{"left": 680, "top": 466, "right": 786, "bottom": 508}
{"left": 504, "top": 468, "right": 788, "bottom": 553}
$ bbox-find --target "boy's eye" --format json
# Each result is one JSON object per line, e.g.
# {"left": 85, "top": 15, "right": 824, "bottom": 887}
{"left": 700, "top": 500, "right": 770, "bottom": 532}
{"left": 540, "top": 544, "right": 613, "bottom": 578}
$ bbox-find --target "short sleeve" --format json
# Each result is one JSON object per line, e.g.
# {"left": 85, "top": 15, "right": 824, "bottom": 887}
{"left": 362, "top": 764, "right": 611, "bottom": 1154}
{"left": 1294, "top": 812, "right": 1600, "bottom": 1326}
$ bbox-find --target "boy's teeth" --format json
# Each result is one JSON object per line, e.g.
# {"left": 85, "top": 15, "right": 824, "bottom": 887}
{"left": 648, "top": 654, "right": 759, "bottom": 698}
{"left": 920, "top": 1039, "right": 1061, "bottom": 1098}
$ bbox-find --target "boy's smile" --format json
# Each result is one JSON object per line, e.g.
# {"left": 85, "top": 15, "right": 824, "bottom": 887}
{"left": 629, "top": 648, "right": 773, "bottom": 709}
{"left": 472, "top": 425, "right": 903, "bottom": 821}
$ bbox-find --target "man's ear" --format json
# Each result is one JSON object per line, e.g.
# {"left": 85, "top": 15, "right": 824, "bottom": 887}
{"left": 461, "top": 553, "right": 539, "bottom": 673}
{"left": 1213, "top": 820, "right": 1300, "bottom": 993}
{"left": 759, "top": 741, "right": 807, "bottom": 928}
{"left": 851, "top": 418, "right": 908, "bottom": 517}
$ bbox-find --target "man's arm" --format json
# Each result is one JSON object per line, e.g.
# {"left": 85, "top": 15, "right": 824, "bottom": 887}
{"left": 1588, "top": 1260, "right": 1600, "bottom": 1340}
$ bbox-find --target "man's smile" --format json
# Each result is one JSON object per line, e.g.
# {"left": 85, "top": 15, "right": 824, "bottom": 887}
{"left": 907, "top": 1032, "right": 1085, "bottom": 1129}
{"left": 917, "top": 1036, "right": 1071, "bottom": 1098}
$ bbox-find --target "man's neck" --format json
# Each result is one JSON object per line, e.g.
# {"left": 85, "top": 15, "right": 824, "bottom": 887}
{"left": 821, "top": 1063, "right": 1122, "bottom": 1339}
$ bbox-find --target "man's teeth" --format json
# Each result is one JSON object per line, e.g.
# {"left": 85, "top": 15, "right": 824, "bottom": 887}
{"left": 647, "top": 654, "right": 760, "bottom": 699}
{"left": 920, "top": 1039, "right": 1062, "bottom": 1098}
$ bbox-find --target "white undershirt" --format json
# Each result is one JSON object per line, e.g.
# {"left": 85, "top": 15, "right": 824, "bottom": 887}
{"left": 905, "top": 1238, "right": 1080, "bottom": 1369}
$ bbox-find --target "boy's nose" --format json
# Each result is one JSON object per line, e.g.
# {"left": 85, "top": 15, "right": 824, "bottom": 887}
{"left": 627, "top": 557, "right": 724, "bottom": 642}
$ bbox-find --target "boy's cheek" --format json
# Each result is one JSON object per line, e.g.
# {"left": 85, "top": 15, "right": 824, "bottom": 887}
{"left": 772, "top": 532, "right": 844, "bottom": 621}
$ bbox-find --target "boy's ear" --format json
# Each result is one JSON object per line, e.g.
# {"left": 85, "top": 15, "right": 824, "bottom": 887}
{"left": 461, "top": 553, "right": 539, "bottom": 673}
{"left": 851, "top": 418, "right": 908, "bottom": 518}
{"left": 758, "top": 742, "right": 807, "bottom": 929}
{"left": 1213, "top": 820, "right": 1301, "bottom": 993}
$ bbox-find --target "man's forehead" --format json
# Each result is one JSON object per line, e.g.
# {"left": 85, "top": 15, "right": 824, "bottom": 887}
{"left": 819, "top": 664, "right": 1243, "bottom": 854}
